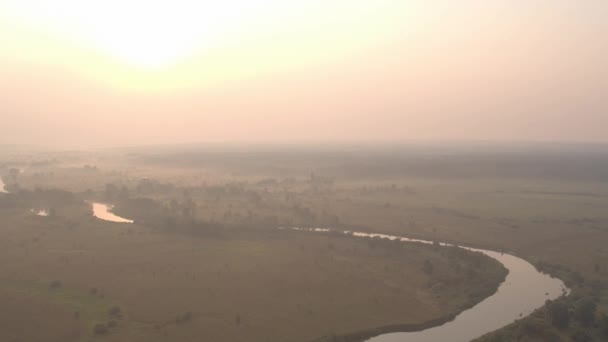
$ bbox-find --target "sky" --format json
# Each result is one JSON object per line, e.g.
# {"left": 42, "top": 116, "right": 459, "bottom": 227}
{"left": 0, "top": 0, "right": 606, "bottom": 147}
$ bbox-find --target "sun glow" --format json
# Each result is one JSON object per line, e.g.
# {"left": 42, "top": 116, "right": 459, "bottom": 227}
{"left": 1, "top": 0, "right": 421, "bottom": 90}
{"left": 1, "top": 0, "right": 294, "bottom": 68}
{"left": 1, "top": 0, "right": 418, "bottom": 70}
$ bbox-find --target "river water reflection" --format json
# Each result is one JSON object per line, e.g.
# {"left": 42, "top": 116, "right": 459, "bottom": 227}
{"left": 289, "top": 229, "right": 568, "bottom": 342}
{"left": 91, "top": 202, "right": 134, "bottom": 223}
{"left": 0, "top": 177, "right": 8, "bottom": 193}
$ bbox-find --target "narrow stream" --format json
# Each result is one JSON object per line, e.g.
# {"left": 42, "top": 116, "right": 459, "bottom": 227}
{"left": 291, "top": 229, "right": 569, "bottom": 342}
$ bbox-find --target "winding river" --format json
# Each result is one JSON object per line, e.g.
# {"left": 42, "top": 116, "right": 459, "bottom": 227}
{"left": 91, "top": 202, "right": 134, "bottom": 223}
{"left": 5, "top": 187, "right": 569, "bottom": 340}
{"left": 86, "top": 200, "right": 569, "bottom": 342}
{"left": 292, "top": 229, "right": 568, "bottom": 342}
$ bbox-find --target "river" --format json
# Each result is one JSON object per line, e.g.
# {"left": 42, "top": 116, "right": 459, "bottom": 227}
{"left": 84, "top": 208, "right": 569, "bottom": 341}
{"left": 91, "top": 202, "right": 134, "bottom": 223}
{"left": 8, "top": 190, "right": 570, "bottom": 340}
{"left": 291, "top": 229, "right": 568, "bottom": 342}
{"left": 0, "top": 176, "right": 8, "bottom": 193}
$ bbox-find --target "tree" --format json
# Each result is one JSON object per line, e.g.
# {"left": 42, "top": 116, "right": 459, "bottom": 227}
{"left": 570, "top": 330, "right": 591, "bottom": 342}
{"left": 48, "top": 280, "right": 62, "bottom": 290}
{"left": 93, "top": 323, "right": 108, "bottom": 335}
{"left": 547, "top": 300, "right": 570, "bottom": 329}
{"left": 118, "top": 186, "right": 130, "bottom": 200}
{"left": 574, "top": 298, "right": 596, "bottom": 326}
{"left": 105, "top": 183, "right": 119, "bottom": 201}
{"left": 422, "top": 259, "right": 434, "bottom": 275}
{"left": 600, "top": 314, "right": 608, "bottom": 337}
{"left": 176, "top": 311, "right": 192, "bottom": 324}
{"left": 108, "top": 306, "right": 122, "bottom": 318}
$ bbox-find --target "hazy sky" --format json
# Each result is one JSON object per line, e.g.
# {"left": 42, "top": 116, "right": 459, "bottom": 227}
{"left": 0, "top": 1, "right": 606, "bottom": 147}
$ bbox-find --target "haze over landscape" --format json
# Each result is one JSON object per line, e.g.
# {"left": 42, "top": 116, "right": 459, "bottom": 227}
{"left": 1, "top": 2, "right": 608, "bottom": 342}
{"left": 1, "top": 0, "right": 607, "bottom": 147}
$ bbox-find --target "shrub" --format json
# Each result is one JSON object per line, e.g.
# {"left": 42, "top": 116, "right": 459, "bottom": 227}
{"left": 422, "top": 259, "right": 434, "bottom": 275}
{"left": 600, "top": 314, "right": 608, "bottom": 337}
{"left": 546, "top": 300, "right": 569, "bottom": 329}
{"left": 48, "top": 280, "right": 62, "bottom": 290}
{"left": 176, "top": 311, "right": 192, "bottom": 324}
{"left": 570, "top": 329, "right": 591, "bottom": 342}
{"left": 574, "top": 298, "right": 597, "bottom": 326}
{"left": 93, "top": 323, "right": 108, "bottom": 335}
{"left": 108, "top": 306, "right": 122, "bottom": 318}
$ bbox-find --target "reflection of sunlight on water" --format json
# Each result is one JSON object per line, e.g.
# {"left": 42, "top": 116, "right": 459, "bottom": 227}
{"left": 31, "top": 209, "right": 49, "bottom": 217}
{"left": 91, "top": 202, "right": 134, "bottom": 223}
{"left": 0, "top": 177, "right": 8, "bottom": 193}
{"left": 287, "top": 227, "right": 569, "bottom": 342}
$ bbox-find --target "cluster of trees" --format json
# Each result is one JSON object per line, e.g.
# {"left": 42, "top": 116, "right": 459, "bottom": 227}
{"left": 102, "top": 178, "right": 345, "bottom": 234}
{"left": 548, "top": 297, "right": 598, "bottom": 329}
{"left": 175, "top": 311, "right": 192, "bottom": 324}
{"left": 92, "top": 306, "right": 124, "bottom": 336}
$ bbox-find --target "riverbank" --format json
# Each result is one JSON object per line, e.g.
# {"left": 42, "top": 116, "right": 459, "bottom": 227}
{"left": 0, "top": 201, "right": 507, "bottom": 342}
{"left": 306, "top": 230, "right": 566, "bottom": 342}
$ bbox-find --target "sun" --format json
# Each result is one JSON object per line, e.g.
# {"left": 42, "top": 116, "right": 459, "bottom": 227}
{"left": 76, "top": 1, "right": 242, "bottom": 68}
{"left": 2, "top": 0, "right": 283, "bottom": 68}
{"left": 2, "top": 0, "right": 417, "bottom": 77}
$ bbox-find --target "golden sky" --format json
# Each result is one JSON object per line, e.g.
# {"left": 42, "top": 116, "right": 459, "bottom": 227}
{"left": 0, "top": 1, "right": 607, "bottom": 147}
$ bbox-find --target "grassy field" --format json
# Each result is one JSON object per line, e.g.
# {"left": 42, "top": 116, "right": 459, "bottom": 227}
{"left": 0, "top": 198, "right": 505, "bottom": 342}
{"left": 2, "top": 144, "right": 607, "bottom": 341}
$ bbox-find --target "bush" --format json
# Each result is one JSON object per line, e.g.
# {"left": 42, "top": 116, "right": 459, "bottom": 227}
{"left": 48, "top": 280, "right": 62, "bottom": 290}
{"left": 600, "top": 314, "right": 608, "bottom": 337}
{"left": 93, "top": 323, "right": 108, "bottom": 335}
{"left": 546, "top": 300, "right": 569, "bottom": 329}
{"left": 422, "top": 259, "right": 434, "bottom": 275}
{"left": 574, "top": 298, "right": 596, "bottom": 326}
{"left": 570, "top": 330, "right": 591, "bottom": 342}
{"left": 108, "top": 306, "right": 122, "bottom": 318}
{"left": 176, "top": 311, "right": 192, "bottom": 324}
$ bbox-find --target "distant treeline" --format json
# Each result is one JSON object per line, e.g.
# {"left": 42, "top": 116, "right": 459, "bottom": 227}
{"left": 130, "top": 144, "right": 608, "bottom": 181}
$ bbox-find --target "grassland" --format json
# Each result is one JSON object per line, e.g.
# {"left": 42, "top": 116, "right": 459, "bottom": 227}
{"left": 2, "top": 143, "right": 607, "bottom": 341}
{"left": 0, "top": 196, "right": 505, "bottom": 342}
